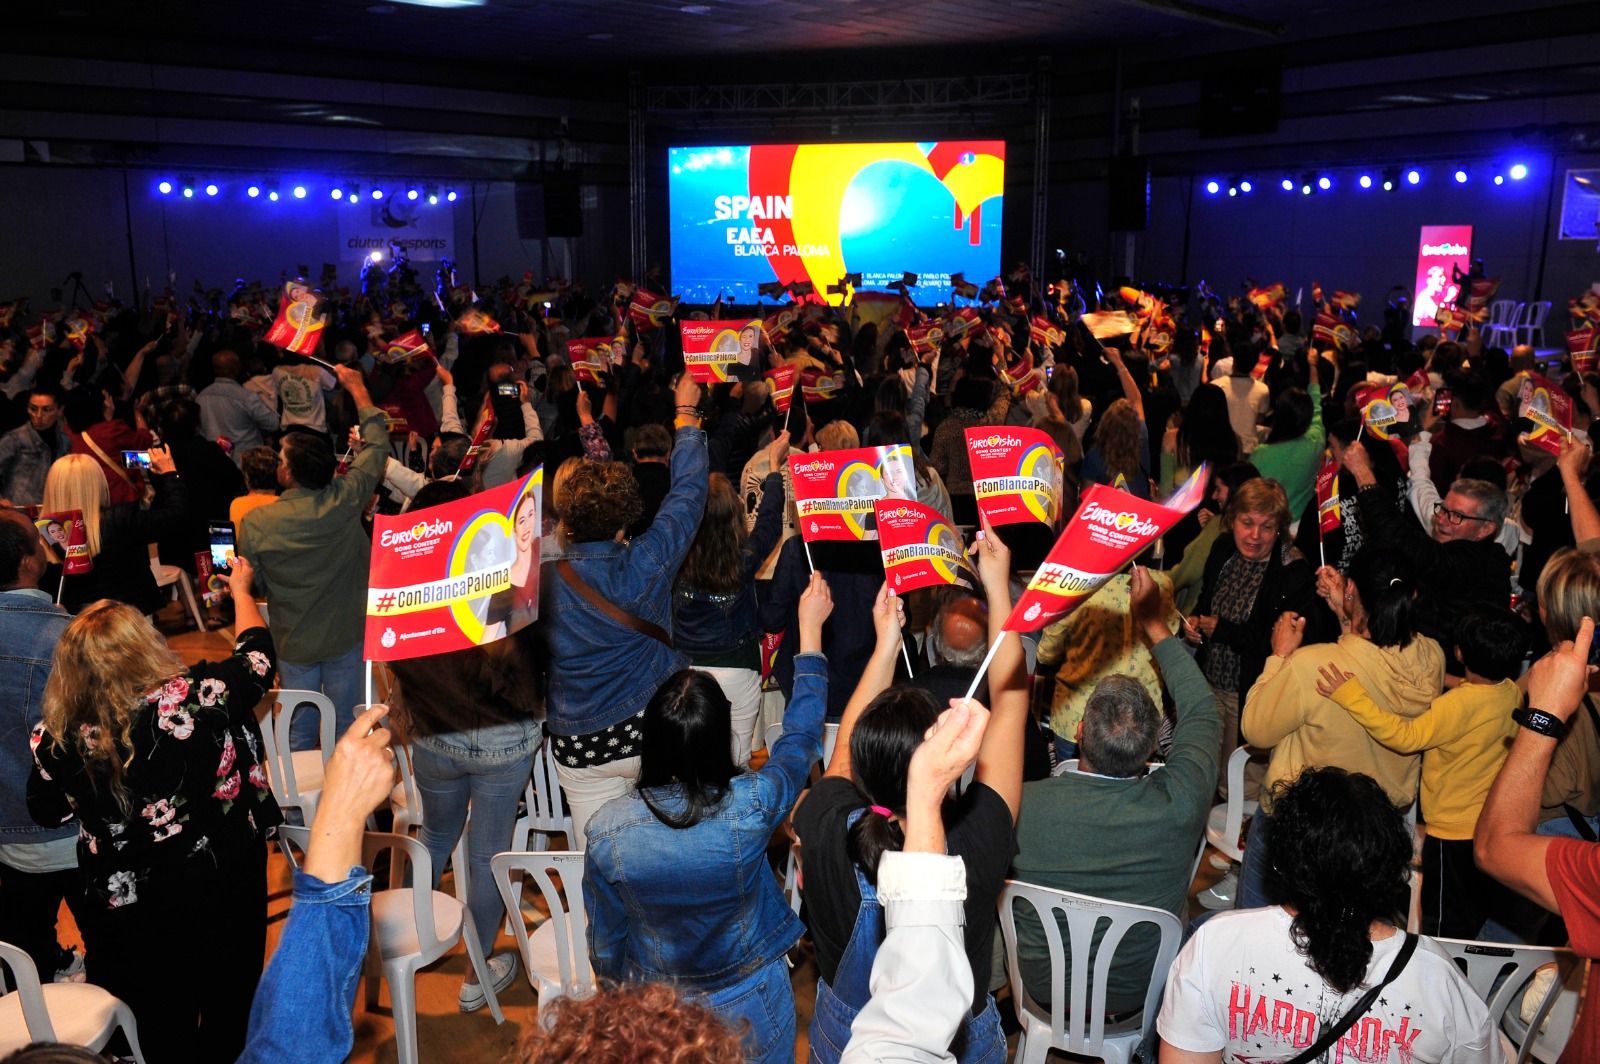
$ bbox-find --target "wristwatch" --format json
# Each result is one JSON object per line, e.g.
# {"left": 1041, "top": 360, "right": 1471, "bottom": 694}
{"left": 1513, "top": 707, "right": 1569, "bottom": 740}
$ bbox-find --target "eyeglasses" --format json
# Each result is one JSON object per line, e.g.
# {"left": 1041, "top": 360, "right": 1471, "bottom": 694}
{"left": 1432, "top": 501, "right": 1491, "bottom": 526}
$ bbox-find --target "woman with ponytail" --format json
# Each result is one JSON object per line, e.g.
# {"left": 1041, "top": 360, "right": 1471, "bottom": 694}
{"left": 1234, "top": 545, "right": 1446, "bottom": 910}
{"left": 1158, "top": 767, "right": 1499, "bottom": 1062}
{"left": 794, "top": 524, "right": 1029, "bottom": 1064}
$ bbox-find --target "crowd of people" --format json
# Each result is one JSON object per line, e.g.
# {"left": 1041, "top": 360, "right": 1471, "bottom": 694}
{"left": 1, "top": 261, "right": 1599, "bottom": 1064}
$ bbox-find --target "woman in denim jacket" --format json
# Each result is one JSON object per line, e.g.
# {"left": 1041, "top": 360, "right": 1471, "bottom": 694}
{"left": 542, "top": 374, "right": 708, "bottom": 847}
{"left": 672, "top": 430, "right": 789, "bottom": 767}
{"left": 584, "top": 573, "right": 833, "bottom": 1064}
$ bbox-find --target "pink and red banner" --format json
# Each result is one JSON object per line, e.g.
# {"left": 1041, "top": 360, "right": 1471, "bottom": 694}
{"left": 34, "top": 511, "right": 91, "bottom": 574}
{"left": 789, "top": 445, "right": 917, "bottom": 542}
{"left": 567, "top": 338, "right": 611, "bottom": 384}
{"left": 799, "top": 367, "right": 845, "bottom": 404}
{"left": 875, "top": 499, "right": 975, "bottom": 593}
{"left": 378, "top": 329, "right": 432, "bottom": 365}
{"left": 263, "top": 282, "right": 327, "bottom": 355}
{"left": 1002, "top": 466, "right": 1207, "bottom": 633}
{"left": 1411, "top": 225, "right": 1472, "bottom": 328}
{"left": 679, "top": 319, "right": 763, "bottom": 383}
{"left": 1517, "top": 372, "right": 1573, "bottom": 457}
{"left": 767, "top": 365, "right": 798, "bottom": 413}
{"left": 965, "top": 426, "right": 1064, "bottom": 528}
{"left": 1315, "top": 457, "right": 1341, "bottom": 535}
{"left": 364, "top": 469, "right": 543, "bottom": 662}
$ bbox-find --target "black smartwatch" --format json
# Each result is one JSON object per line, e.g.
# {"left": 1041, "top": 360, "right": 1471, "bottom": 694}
{"left": 1513, "top": 707, "right": 1569, "bottom": 740}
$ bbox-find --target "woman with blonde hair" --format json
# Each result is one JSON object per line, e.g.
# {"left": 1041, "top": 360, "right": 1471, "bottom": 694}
{"left": 41, "top": 448, "right": 186, "bottom": 615}
{"left": 1534, "top": 547, "right": 1600, "bottom": 839}
{"left": 28, "top": 559, "right": 279, "bottom": 1061}
{"left": 673, "top": 433, "right": 789, "bottom": 766}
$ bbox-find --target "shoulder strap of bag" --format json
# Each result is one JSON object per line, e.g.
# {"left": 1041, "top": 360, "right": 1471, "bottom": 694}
{"left": 1285, "top": 933, "right": 1418, "bottom": 1064}
{"left": 551, "top": 558, "right": 673, "bottom": 649}
{"left": 81, "top": 432, "right": 136, "bottom": 488}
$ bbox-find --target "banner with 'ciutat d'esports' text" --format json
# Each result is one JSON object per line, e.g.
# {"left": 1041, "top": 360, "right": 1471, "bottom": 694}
{"left": 364, "top": 469, "right": 542, "bottom": 662}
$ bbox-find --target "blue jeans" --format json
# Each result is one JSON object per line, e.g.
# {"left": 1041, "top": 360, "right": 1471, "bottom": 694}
{"left": 699, "top": 958, "right": 796, "bottom": 1064}
{"left": 279, "top": 643, "right": 365, "bottom": 752}
{"left": 411, "top": 719, "right": 541, "bottom": 954}
{"left": 1236, "top": 808, "right": 1274, "bottom": 910}
{"left": 1538, "top": 813, "right": 1600, "bottom": 840}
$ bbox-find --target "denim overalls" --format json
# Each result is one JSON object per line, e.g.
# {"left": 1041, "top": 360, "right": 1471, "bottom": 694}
{"left": 806, "top": 815, "right": 1007, "bottom": 1064}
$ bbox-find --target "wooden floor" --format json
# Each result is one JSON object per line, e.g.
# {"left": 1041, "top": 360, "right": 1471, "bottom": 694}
{"left": 55, "top": 601, "right": 1227, "bottom": 1063}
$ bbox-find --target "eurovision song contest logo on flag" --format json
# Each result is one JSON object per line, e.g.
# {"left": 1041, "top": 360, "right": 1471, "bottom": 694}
{"left": 875, "top": 499, "right": 975, "bottom": 593}
{"left": 679, "top": 319, "right": 763, "bottom": 383}
{"left": 1003, "top": 464, "right": 1208, "bottom": 633}
{"left": 788, "top": 445, "right": 918, "bottom": 542}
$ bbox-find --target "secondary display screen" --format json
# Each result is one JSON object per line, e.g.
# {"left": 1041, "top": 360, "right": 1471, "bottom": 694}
{"left": 668, "top": 141, "right": 1005, "bottom": 305}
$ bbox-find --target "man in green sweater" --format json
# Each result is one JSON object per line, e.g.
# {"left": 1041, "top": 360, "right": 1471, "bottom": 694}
{"left": 1011, "top": 564, "right": 1222, "bottom": 1015}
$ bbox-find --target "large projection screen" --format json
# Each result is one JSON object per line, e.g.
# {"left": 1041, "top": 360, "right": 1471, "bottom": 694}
{"left": 668, "top": 141, "right": 1005, "bottom": 305}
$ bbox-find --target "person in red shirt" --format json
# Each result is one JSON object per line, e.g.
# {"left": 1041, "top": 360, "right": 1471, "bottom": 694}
{"left": 63, "top": 385, "right": 153, "bottom": 507}
{"left": 1476, "top": 615, "right": 1600, "bottom": 1064}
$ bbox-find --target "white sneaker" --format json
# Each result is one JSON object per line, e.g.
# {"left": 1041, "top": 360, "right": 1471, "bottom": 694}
{"left": 1197, "top": 871, "right": 1238, "bottom": 911}
{"left": 1207, "top": 853, "right": 1233, "bottom": 872}
{"left": 459, "top": 952, "right": 519, "bottom": 1013}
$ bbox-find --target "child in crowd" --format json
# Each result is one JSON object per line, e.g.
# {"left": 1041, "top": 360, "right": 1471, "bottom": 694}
{"left": 1315, "top": 605, "right": 1528, "bottom": 938}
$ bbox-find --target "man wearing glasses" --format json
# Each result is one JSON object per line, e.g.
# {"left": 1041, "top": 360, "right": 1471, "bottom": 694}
{"left": 1340, "top": 438, "right": 1511, "bottom": 664}
{"left": 0, "top": 388, "right": 69, "bottom": 507}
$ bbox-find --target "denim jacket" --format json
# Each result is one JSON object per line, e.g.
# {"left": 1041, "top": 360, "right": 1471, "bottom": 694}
{"left": 542, "top": 425, "right": 708, "bottom": 736}
{"left": 237, "top": 867, "right": 372, "bottom": 1064}
{"left": 0, "top": 422, "right": 70, "bottom": 507}
{"left": 0, "top": 589, "right": 72, "bottom": 846}
{"left": 583, "top": 651, "right": 827, "bottom": 991}
{"left": 671, "top": 470, "right": 784, "bottom": 663}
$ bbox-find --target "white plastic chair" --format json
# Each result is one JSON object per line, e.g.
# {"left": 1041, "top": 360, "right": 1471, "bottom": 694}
{"left": 148, "top": 543, "right": 205, "bottom": 630}
{"left": 764, "top": 720, "right": 840, "bottom": 913}
{"left": 490, "top": 850, "right": 595, "bottom": 1021}
{"left": 1501, "top": 955, "right": 1586, "bottom": 1063}
{"left": 259, "top": 689, "right": 337, "bottom": 830}
{"left": 1435, "top": 938, "right": 1581, "bottom": 1063}
{"left": 509, "top": 739, "right": 573, "bottom": 853}
{"left": 278, "top": 826, "right": 504, "bottom": 1064}
{"left": 1515, "top": 301, "right": 1553, "bottom": 348}
{"left": 1204, "top": 746, "right": 1257, "bottom": 864}
{"left": 1483, "top": 300, "right": 1521, "bottom": 348}
{"left": 998, "top": 879, "right": 1182, "bottom": 1064}
{"left": 0, "top": 940, "right": 146, "bottom": 1062}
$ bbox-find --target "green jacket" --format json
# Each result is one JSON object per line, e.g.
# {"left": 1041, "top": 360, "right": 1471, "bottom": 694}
{"left": 238, "top": 406, "right": 388, "bottom": 664}
{"left": 1011, "top": 637, "right": 1221, "bottom": 1013}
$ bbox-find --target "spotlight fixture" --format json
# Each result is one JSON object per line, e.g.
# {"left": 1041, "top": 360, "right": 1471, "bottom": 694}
{"left": 1280, "top": 176, "right": 1294, "bottom": 192}
{"left": 1205, "top": 180, "right": 1220, "bottom": 195}
{"left": 1317, "top": 175, "right": 1332, "bottom": 191}
{"left": 1227, "top": 186, "right": 1238, "bottom": 197}
{"left": 1405, "top": 169, "right": 1421, "bottom": 185}
{"left": 246, "top": 184, "right": 261, "bottom": 198}
{"left": 407, "top": 188, "right": 419, "bottom": 201}
{"left": 1454, "top": 168, "right": 1469, "bottom": 184}
{"left": 180, "top": 175, "right": 195, "bottom": 198}
{"left": 205, "top": 182, "right": 219, "bottom": 196}
{"left": 1358, "top": 174, "right": 1373, "bottom": 189}
{"left": 446, "top": 189, "right": 458, "bottom": 202}
{"left": 267, "top": 180, "right": 280, "bottom": 202}
{"left": 292, "top": 184, "right": 307, "bottom": 199}
{"left": 1494, "top": 174, "right": 1505, "bottom": 185}
{"left": 1300, "top": 173, "right": 1316, "bottom": 196}
{"left": 425, "top": 183, "right": 439, "bottom": 205}
{"left": 371, "top": 187, "right": 385, "bottom": 200}
{"left": 1510, "top": 162, "right": 1528, "bottom": 180}
{"left": 1238, "top": 178, "right": 1252, "bottom": 193}
{"left": 1381, "top": 168, "right": 1399, "bottom": 192}
{"left": 1301, "top": 183, "right": 1312, "bottom": 195}
{"left": 368, "top": 250, "right": 383, "bottom": 263}
{"left": 347, "top": 184, "right": 361, "bottom": 203}
{"left": 157, "top": 179, "right": 173, "bottom": 195}
{"left": 331, "top": 186, "right": 344, "bottom": 200}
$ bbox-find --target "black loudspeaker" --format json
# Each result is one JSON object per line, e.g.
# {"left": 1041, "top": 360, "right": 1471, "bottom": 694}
{"left": 545, "top": 178, "right": 583, "bottom": 238}
{"left": 1108, "top": 155, "right": 1149, "bottom": 232}
{"left": 512, "top": 178, "right": 584, "bottom": 239}
{"left": 1199, "top": 63, "right": 1281, "bottom": 138}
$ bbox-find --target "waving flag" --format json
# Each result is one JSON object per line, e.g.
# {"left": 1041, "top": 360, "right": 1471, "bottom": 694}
{"left": 876, "top": 499, "right": 976, "bottom": 593}
{"left": 966, "top": 426, "right": 1064, "bottom": 528}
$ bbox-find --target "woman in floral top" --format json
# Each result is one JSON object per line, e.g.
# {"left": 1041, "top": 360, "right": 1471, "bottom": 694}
{"left": 28, "top": 557, "right": 281, "bottom": 1063}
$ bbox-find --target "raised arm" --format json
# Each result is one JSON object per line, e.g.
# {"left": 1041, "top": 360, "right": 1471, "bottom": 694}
{"left": 1475, "top": 618, "right": 1594, "bottom": 912}
{"left": 1559, "top": 437, "right": 1600, "bottom": 545}
{"left": 970, "top": 519, "right": 1027, "bottom": 819}
{"left": 763, "top": 574, "right": 833, "bottom": 810}
{"left": 1106, "top": 347, "right": 1144, "bottom": 421}
{"left": 826, "top": 582, "right": 907, "bottom": 780}
{"left": 331, "top": 364, "right": 390, "bottom": 506}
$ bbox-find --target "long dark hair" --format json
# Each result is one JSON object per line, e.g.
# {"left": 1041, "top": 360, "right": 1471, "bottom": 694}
{"left": 1265, "top": 387, "right": 1313, "bottom": 444}
{"left": 1263, "top": 767, "right": 1412, "bottom": 994}
{"left": 678, "top": 473, "right": 746, "bottom": 594}
{"left": 636, "top": 670, "right": 738, "bottom": 829}
{"left": 846, "top": 686, "right": 941, "bottom": 885}
{"left": 1178, "top": 383, "right": 1239, "bottom": 471}
{"left": 1346, "top": 546, "right": 1416, "bottom": 648}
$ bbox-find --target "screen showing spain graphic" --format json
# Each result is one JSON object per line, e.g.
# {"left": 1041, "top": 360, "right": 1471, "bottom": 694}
{"left": 667, "top": 141, "right": 1005, "bottom": 305}
{"left": 1411, "top": 224, "right": 1473, "bottom": 328}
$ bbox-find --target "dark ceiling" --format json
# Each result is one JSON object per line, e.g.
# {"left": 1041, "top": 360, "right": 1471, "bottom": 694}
{"left": 7, "top": 0, "right": 1521, "bottom": 85}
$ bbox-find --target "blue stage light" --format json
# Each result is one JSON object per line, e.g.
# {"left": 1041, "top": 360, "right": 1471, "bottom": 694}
{"left": 1280, "top": 177, "right": 1294, "bottom": 191}
{"left": 331, "top": 187, "right": 343, "bottom": 200}
{"left": 205, "top": 183, "right": 219, "bottom": 196}
{"left": 1238, "top": 179, "right": 1252, "bottom": 193}
{"left": 1205, "top": 180, "right": 1219, "bottom": 195}
{"left": 1510, "top": 163, "right": 1528, "bottom": 180}
{"left": 1406, "top": 169, "right": 1421, "bottom": 185}
{"left": 446, "top": 189, "right": 458, "bottom": 202}
{"left": 372, "top": 188, "right": 385, "bottom": 200}
{"left": 1454, "top": 169, "right": 1468, "bottom": 183}
{"left": 157, "top": 180, "right": 173, "bottom": 194}
{"left": 1359, "top": 174, "right": 1373, "bottom": 189}
{"left": 246, "top": 185, "right": 260, "bottom": 198}
{"left": 407, "top": 188, "right": 419, "bottom": 201}
{"left": 293, "top": 185, "right": 307, "bottom": 199}
{"left": 1494, "top": 174, "right": 1505, "bottom": 185}
{"left": 1317, "top": 175, "right": 1332, "bottom": 191}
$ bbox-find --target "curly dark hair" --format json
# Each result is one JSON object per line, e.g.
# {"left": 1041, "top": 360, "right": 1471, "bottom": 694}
{"left": 1263, "top": 767, "right": 1412, "bottom": 995}
{"left": 511, "top": 982, "right": 742, "bottom": 1063}
{"left": 560, "top": 461, "right": 643, "bottom": 543}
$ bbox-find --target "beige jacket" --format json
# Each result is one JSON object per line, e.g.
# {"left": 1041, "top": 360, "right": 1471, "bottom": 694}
{"left": 1243, "top": 633, "right": 1445, "bottom": 810}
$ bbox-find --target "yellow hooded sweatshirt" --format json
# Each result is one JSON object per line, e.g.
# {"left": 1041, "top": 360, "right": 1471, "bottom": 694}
{"left": 1242, "top": 632, "right": 1445, "bottom": 811}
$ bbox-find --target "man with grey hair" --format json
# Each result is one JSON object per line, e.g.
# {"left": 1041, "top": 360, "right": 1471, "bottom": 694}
{"left": 1011, "top": 567, "right": 1221, "bottom": 1015}
{"left": 1343, "top": 439, "right": 1511, "bottom": 656}
{"left": 917, "top": 595, "right": 992, "bottom": 707}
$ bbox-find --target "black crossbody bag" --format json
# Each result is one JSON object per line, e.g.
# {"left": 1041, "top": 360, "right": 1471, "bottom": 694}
{"left": 1284, "top": 933, "right": 1418, "bottom": 1064}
